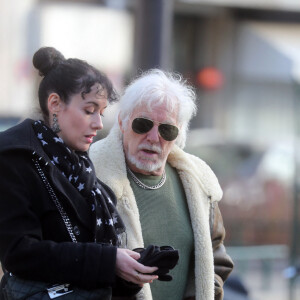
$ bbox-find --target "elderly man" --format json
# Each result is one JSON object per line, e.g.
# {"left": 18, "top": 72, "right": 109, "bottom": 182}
{"left": 90, "top": 69, "right": 233, "bottom": 300}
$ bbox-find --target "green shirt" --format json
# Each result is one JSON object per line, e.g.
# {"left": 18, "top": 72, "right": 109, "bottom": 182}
{"left": 128, "top": 163, "right": 194, "bottom": 300}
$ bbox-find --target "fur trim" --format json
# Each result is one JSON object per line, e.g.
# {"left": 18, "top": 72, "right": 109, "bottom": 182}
{"left": 168, "top": 145, "right": 223, "bottom": 202}
{"left": 89, "top": 124, "right": 222, "bottom": 300}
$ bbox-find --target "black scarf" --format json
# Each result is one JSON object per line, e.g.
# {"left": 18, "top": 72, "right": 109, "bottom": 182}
{"left": 32, "top": 120, "right": 125, "bottom": 246}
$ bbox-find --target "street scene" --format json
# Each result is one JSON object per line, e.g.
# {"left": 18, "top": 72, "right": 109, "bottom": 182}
{"left": 1, "top": 0, "right": 300, "bottom": 299}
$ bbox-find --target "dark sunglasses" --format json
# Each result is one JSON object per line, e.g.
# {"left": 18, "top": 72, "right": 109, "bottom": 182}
{"left": 132, "top": 117, "right": 179, "bottom": 141}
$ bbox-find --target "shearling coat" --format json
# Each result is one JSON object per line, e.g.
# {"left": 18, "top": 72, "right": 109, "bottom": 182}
{"left": 90, "top": 125, "right": 234, "bottom": 300}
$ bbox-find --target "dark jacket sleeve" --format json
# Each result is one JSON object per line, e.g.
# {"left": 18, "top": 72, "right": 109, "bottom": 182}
{"left": 0, "top": 151, "right": 116, "bottom": 289}
{"left": 210, "top": 202, "right": 234, "bottom": 300}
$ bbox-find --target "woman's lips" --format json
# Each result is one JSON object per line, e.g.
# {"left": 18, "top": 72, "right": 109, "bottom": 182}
{"left": 85, "top": 135, "right": 95, "bottom": 143}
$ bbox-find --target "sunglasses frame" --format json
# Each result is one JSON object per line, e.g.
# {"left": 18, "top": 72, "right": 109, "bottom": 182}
{"left": 131, "top": 117, "right": 179, "bottom": 141}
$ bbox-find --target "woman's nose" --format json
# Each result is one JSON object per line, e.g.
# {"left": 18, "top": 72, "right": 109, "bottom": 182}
{"left": 92, "top": 114, "right": 103, "bottom": 130}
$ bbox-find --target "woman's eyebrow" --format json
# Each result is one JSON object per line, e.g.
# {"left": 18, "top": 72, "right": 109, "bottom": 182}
{"left": 85, "top": 101, "right": 99, "bottom": 107}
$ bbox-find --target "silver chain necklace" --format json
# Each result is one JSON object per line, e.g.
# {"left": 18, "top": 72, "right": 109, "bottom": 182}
{"left": 127, "top": 167, "right": 166, "bottom": 190}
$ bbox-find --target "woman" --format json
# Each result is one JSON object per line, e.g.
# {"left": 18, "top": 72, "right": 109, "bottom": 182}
{"left": 0, "top": 47, "right": 157, "bottom": 298}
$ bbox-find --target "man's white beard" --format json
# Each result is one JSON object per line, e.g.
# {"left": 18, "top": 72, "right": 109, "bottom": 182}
{"left": 126, "top": 153, "right": 163, "bottom": 173}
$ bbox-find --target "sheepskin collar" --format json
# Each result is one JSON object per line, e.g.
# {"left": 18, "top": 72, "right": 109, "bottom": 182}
{"left": 89, "top": 124, "right": 222, "bottom": 203}
{"left": 90, "top": 124, "right": 223, "bottom": 300}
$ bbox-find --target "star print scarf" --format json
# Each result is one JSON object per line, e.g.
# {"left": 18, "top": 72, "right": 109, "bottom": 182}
{"left": 32, "top": 120, "right": 126, "bottom": 247}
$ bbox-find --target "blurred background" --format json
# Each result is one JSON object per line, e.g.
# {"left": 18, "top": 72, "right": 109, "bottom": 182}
{"left": 1, "top": 0, "right": 300, "bottom": 299}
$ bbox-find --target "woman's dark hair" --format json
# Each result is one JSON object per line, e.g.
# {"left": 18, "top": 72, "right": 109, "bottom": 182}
{"left": 32, "top": 47, "right": 118, "bottom": 123}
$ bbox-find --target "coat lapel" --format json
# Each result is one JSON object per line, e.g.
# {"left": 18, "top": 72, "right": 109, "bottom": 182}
{"left": 90, "top": 124, "right": 223, "bottom": 300}
{"left": 89, "top": 125, "right": 145, "bottom": 248}
{"left": 168, "top": 146, "right": 217, "bottom": 299}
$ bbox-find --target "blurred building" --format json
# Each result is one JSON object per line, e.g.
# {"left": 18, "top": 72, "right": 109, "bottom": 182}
{"left": 0, "top": 0, "right": 134, "bottom": 129}
{"left": 2, "top": 0, "right": 300, "bottom": 139}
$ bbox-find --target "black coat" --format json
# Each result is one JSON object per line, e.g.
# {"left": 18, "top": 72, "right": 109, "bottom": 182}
{"left": 0, "top": 119, "right": 121, "bottom": 291}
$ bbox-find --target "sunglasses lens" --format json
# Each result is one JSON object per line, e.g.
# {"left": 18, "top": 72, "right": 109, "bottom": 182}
{"left": 132, "top": 118, "right": 179, "bottom": 141}
{"left": 132, "top": 118, "right": 153, "bottom": 134}
{"left": 159, "top": 124, "right": 179, "bottom": 141}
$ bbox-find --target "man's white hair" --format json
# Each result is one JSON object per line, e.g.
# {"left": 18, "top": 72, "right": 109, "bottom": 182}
{"left": 118, "top": 69, "right": 197, "bottom": 149}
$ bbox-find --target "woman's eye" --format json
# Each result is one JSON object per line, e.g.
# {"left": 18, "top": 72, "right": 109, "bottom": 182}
{"left": 85, "top": 110, "right": 94, "bottom": 115}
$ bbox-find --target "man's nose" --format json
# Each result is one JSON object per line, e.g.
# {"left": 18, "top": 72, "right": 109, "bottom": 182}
{"left": 146, "top": 125, "right": 160, "bottom": 142}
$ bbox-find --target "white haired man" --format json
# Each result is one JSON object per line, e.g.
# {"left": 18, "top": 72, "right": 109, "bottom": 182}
{"left": 90, "top": 69, "right": 233, "bottom": 300}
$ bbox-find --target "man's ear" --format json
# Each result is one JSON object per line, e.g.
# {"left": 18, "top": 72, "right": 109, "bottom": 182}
{"left": 47, "top": 93, "right": 62, "bottom": 114}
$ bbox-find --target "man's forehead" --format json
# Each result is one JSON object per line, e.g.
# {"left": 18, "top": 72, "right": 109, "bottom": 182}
{"left": 131, "top": 102, "right": 178, "bottom": 122}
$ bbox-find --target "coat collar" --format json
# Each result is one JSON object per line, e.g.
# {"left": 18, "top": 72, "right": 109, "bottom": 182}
{"left": 90, "top": 124, "right": 129, "bottom": 199}
{"left": 0, "top": 119, "right": 92, "bottom": 229}
{"left": 89, "top": 123, "right": 222, "bottom": 202}
{"left": 90, "top": 123, "right": 221, "bottom": 300}
{"left": 0, "top": 119, "right": 43, "bottom": 155}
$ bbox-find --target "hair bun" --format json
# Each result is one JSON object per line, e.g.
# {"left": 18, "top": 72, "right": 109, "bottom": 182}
{"left": 32, "top": 47, "right": 65, "bottom": 76}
